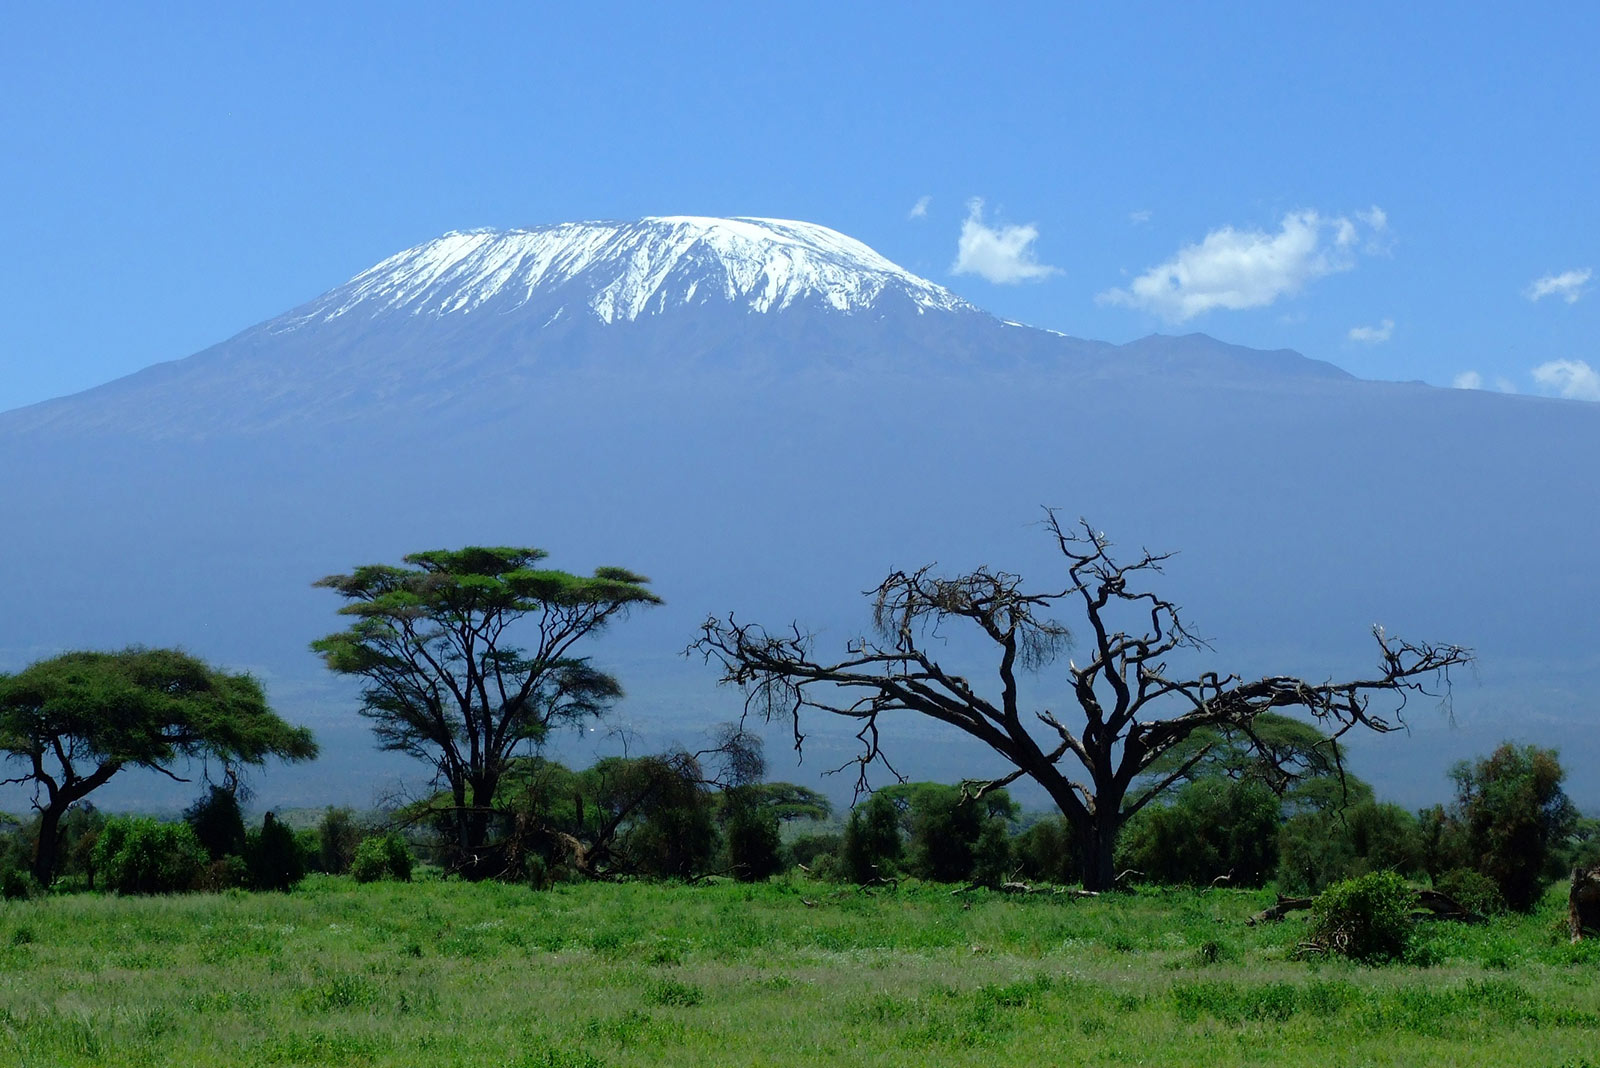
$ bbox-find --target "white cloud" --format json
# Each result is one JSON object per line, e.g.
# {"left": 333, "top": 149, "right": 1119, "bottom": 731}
{"left": 908, "top": 195, "right": 931, "bottom": 220}
{"left": 1129, "top": 209, "right": 1152, "bottom": 225}
{"left": 1532, "top": 359, "right": 1600, "bottom": 401}
{"left": 1098, "top": 209, "right": 1384, "bottom": 321}
{"left": 951, "top": 198, "right": 1058, "bottom": 284}
{"left": 1348, "top": 318, "right": 1395, "bottom": 344}
{"left": 1525, "top": 268, "right": 1592, "bottom": 304}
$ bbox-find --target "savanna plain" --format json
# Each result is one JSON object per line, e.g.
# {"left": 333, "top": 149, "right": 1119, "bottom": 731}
{"left": 3, "top": 875, "right": 1597, "bottom": 1068}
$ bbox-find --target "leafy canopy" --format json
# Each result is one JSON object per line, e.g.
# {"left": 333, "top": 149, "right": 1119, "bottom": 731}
{"left": 312, "top": 546, "right": 660, "bottom": 868}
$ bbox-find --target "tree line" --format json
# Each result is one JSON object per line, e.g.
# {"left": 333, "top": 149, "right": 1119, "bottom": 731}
{"left": 0, "top": 522, "right": 1588, "bottom": 911}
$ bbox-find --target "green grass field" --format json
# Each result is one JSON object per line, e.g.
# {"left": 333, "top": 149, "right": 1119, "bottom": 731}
{"left": 2, "top": 876, "right": 1597, "bottom": 1067}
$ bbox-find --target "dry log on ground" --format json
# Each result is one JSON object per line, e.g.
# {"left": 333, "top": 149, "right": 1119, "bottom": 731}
{"left": 1413, "top": 889, "right": 1485, "bottom": 924}
{"left": 1248, "top": 895, "right": 1314, "bottom": 925}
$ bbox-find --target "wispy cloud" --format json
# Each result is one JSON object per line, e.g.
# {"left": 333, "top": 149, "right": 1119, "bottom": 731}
{"left": 1532, "top": 359, "right": 1600, "bottom": 401}
{"left": 951, "top": 198, "right": 1058, "bottom": 284}
{"left": 1098, "top": 208, "right": 1386, "bottom": 321}
{"left": 1525, "top": 268, "right": 1592, "bottom": 303}
{"left": 1348, "top": 318, "right": 1395, "bottom": 344}
{"left": 908, "top": 195, "right": 931, "bottom": 220}
{"left": 1129, "top": 210, "right": 1152, "bottom": 225}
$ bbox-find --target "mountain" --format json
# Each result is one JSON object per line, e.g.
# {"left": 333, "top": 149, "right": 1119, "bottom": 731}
{"left": 2, "top": 217, "right": 1596, "bottom": 813}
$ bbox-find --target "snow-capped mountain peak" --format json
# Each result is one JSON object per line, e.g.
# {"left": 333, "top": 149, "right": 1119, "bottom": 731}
{"left": 292, "top": 216, "right": 976, "bottom": 327}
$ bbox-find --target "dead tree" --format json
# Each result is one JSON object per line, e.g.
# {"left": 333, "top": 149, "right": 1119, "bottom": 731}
{"left": 1572, "top": 865, "right": 1600, "bottom": 943}
{"left": 693, "top": 511, "right": 1470, "bottom": 892}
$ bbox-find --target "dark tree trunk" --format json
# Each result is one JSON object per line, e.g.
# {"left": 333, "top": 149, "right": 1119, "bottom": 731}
{"left": 1077, "top": 815, "right": 1122, "bottom": 892}
{"left": 32, "top": 803, "right": 64, "bottom": 888}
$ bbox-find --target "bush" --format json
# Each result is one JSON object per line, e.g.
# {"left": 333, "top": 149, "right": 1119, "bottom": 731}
{"left": 315, "top": 807, "right": 363, "bottom": 875}
{"left": 1311, "top": 871, "right": 1414, "bottom": 962}
{"left": 786, "top": 832, "right": 841, "bottom": 873}
{"left": 1278, "top": 802, "right": 1426, "bottom": 894}
{"left": 245, "top": 813, "right": 305, "bottom": 892}
{"left": 721, "top": 787, "right": 783, "bottom": 882}
{"left": 92, "top": 816, "right": 208, "bottom": 895}
{"left": 350, "top": 833, "right": 413, "bottom": 883}
{"left": 1438, "top": 743, "right": 1578, "bottom": 911}
{"left": 839, "top": 793, "right": 901, "bottom": 883}
{"left": 1433, "top": 867, "right": 1506, "bottom": 915}
{"left": 0, "top": 865, "right": 39, "bottom": 901}
{"left": 1012, "top": 817, "right": 1077, "bottom": 884}
{"left": 183, "top": 785, "right": 247, "bottom": 861}
{"left": 1117, "top": 776, "right": 1280, "bottom": 888}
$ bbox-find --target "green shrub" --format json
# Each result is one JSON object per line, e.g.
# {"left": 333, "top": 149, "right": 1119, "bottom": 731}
{"left": 183, "top": 785, "right": 247, "bottom": 861}
{"left": 315, "top": 806, "right": 363, "bottom": 874}
{"left": 351, "top": 833, "right": 413, "bottom": 883}
{"left": 839, "top": 793, "right": 901, "bottom": 883}
{"left": 1117, "top": 776, "right": 1280, "bottom": 888}
{"left": 245, "top": 813, "right": 305, "bottom": 892}
{"left": 92, "top": 816, "right": 207, "bottom": 895}
{"left": 1278, "top": 801, "right": 1426, "bottom": 894}
{"left": 722, "top": 786, "right": 783, "bottom": 882}
{"left": 1434, "top": 867, "right": 1507, "bottom": 915}
{"left": 0, "top": 865, "right": 40, "bottom": 900}
{"left": 1012, "top": 816, "right": 1077, "bottom": 884}
{"left": 1311, "top": 871, "right": 1414, "bottom": 962}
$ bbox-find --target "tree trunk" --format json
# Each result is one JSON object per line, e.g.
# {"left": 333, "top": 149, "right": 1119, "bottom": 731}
{"left": 31, "top": 803, "right": 64, "bottom": 888}
{"left": 1077, "top": 815, "right": 1121, "bottom": 892}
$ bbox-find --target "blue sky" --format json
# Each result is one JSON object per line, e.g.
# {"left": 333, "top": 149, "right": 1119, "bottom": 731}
{"left": 3, "top": 2, "right": 1597, "bottom": 411}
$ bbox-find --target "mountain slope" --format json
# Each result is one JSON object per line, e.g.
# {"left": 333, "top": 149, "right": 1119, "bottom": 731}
{"left": 0, "top": 216, "right": 1594, "bottom": 813}
{"left": 2, "top": 217, "right": 1336, "bottom": 439}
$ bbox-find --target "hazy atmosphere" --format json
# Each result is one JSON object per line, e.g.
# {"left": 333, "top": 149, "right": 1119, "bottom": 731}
{"left": 3, "top": 8, "right": 1600, "bottom": 1068}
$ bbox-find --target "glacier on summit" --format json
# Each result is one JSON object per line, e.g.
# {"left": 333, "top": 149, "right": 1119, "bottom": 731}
{"left": 290, "top": 216, "right": 979, "bottom": 327}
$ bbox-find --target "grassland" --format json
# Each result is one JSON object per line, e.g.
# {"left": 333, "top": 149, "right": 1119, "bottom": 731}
{"left": 1, "top": 875, "right": 1597, "bottom": 1067}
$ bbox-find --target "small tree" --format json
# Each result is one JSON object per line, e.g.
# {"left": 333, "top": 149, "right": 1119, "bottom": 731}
{"left": 839, "top": 792, "right": 901, "bottom": 883}
{"left": 1443, "top": 742, "right": 1577, "bottom": 911}
{"left": 93, "top": 816, "right": 208, "bottom": 895}
{"left": 1117, "top": 775, "right": 1281, "bottom": 887}
{"left": 184, "top": 785, "right": 248, "bottom": 861}
{"left": 313, "top": 547, "right": 659, "bottom": 874}
{"left": 694, "top": 514, "right": 1470, "bottom": 890}
{"left": 0, "top": 648, "right": 317, "bottom": 887}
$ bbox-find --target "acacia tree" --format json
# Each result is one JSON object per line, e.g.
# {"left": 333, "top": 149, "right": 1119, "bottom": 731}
{"left": 0, "top": 648, "right": 317, "bottom": 887}
{"left": 694, "top": 513, "right": 1471, "bottom": 890}
{"left": 312, "top": 546, "right": 660, "bottom": 872}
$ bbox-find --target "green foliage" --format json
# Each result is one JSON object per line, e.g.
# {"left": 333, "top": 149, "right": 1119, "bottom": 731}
{"left": 1434, "top": 867, "right": 1507, "bottom": 915}
{"left": 720, "top": 786, "right": 783, "bottom": 882}
{"left": 245, "top": 812, "right": 305, "bottom": 891}
{"left": 1559, "top": 816, "right": 1600, "bottom": 871}
{"left": 183, "top": 785, "right": 247, "bottom": 861}
{"left": 1011, "top": 816, "right": 1077, "bottom": 884}
{"left": 586, "top": 756, "right": 714, "bottom": 879}
{"left": 1116, "top": 776, "right": 1280, "bottom": 887}
{"left": 350, "top": 833, "right": 414, "bottom": 883}
{"left": 873, "top": 782, "right": 1016, "bottom": 884}
{"left": 0, "top": 864, "right": 40, "bottom": 900}
{"left": 92, "top": 816, "right": 208, "bottom": 895}
{"left": 312, "top": 546, "right": 659, "bottom": 869}
{"left": 840, "top": 793, "right": 902, "bottom": 883}
{"left": 1311, "top": 871, "right": 1415, "bottom": 962}
{"left": 0, "top": 648, "right": 316, "bottom": 886}
{"left": 1441, "top": 742, "right": 1578, "bottom": 911}
{"left": 314, "top": 806, "right": 364, "bottom": 875}
{"left": 1278, "top": 801, "right": 1426, "bottom": 894}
